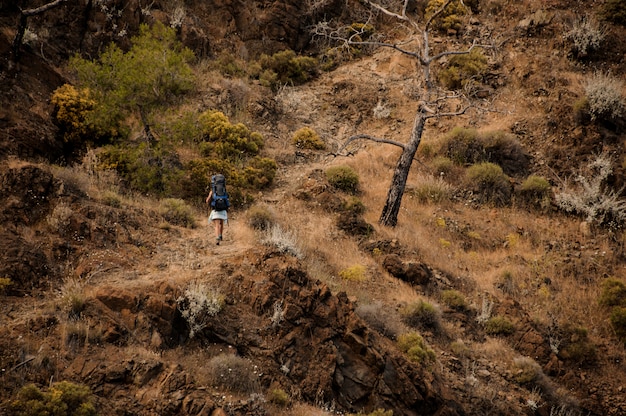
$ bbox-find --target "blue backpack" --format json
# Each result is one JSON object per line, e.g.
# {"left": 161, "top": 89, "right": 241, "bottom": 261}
{"left": 211, "top": 174, "right": 230, "bottom": 211}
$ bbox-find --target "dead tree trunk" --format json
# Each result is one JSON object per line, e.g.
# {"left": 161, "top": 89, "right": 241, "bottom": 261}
{"left": 11, "top": 0, "right": 66, "bottom": 63}
{"left": 379, "top": 108, "right": 427, "bottom": 226}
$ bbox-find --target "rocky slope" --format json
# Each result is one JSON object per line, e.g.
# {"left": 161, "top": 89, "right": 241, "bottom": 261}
{"left": 1, "top": 1, "right": 626, "bottom": 415}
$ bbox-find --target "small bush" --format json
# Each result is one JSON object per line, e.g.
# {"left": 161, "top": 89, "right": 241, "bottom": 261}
{"left": 339, "top": 265, "right": 367, "bottom": 282}
{"left": 583, "top": 72, "right": 625, "bottom": 122}
{"left": 432, "top": 155, "right": 454, "bottom": 172}
{"left": 425, "top": 0, "right": 468, "bottom": 33}
{"left": 559, "top": 326, "right": 597, "bottom": 365}
{"left": 10, "top": 381, "right": 96, "bottom": 416}
{"left": 397, "top": 331, "right": 436, "bottom": 364}
{"left": 610, "top": 307, "right": 626, "bottom": 341}
{"left": 517, "top": 175, "right": 552, "bottom": 210}
{"left": 342, "top": 196, "right": 366, "bottom": 214}
{"left": 176, "top": 281, "right": 224, "bottom": 338}
{"left": 253, "top": 50, "right": 319, "bottom": 90}
{"left": 565, "top": 17, "right": 605, "bottom": 59}
{"left": 465, "top": 162, "right": 513, "bottom": 206}
{"left": 409, "top": 177, "right": 451, "bottom": 204}
{"left": 60, "top": 277, "right": 86, "bottom": 319}
{"left": 199, "top": 110, "right": 264, "bottom": 159}
{"left": 440, "top": 128, "right": 529, "bottom": 176}
{"left": 484, "top": 315, "right": 515, "bottom": 335}
{"left": 600, "top": 278, "right": 626, "bottom": 307}
{"left": 401, "top": 300, "right": 442, "bottom": 331}
{"left": 159, "top": 198, "right": 196, "bottom": 228}
{"left": 247, "top": 204, "right": 275, "bottom": 231}
{"left": 355, "top": 302, "right": 406, "bottom": 340}
{"left": 555, "top": 153, "right": 626, "bottom": 226}
{"left": 206, "top": 354, "right": 260, "bottom": 393}
{"left": 292, "top": 127, "right": 325, "bottom": 150}
{"left": 512, "top": 356, "right": 542, "bottom": 384}
{"left": 440, "top": 289, "right": 467, "bottom": 311}
{"left": 348, "top": 409, "right": 393, "bottom": 416}
{"left": 601, "top": 0, "right": 626, "bottom": 26}
{"left": 438, "top": 48, "right": 487, "bottom": 90}
{"left": 326, "top": 165, "right": 360, "bottom": 193}
{"left": 50, "top": 84, "right": 96, "bottom": 144}
{"left": 0, "top": 277, "right": 13, "bottom": 294}
{"left": 101, "top": 191, "right": 122, "bottom": 208}
{"left": 268, "top": 388, "right": 290, "bottom": 407}
{"left": 262, "top": 224, "right": 303, "bottom": 258}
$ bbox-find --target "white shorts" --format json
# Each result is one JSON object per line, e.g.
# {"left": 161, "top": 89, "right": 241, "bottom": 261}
{"left": 208, "top": 210, "right": 228, "bottom": 223}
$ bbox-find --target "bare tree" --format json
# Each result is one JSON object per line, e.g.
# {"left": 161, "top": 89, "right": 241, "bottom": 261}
{"left": 11, "top": 0, "right": 66, "bottom": 63}
{"left": 315, "top": 0, "right": 486, "bottom": 226}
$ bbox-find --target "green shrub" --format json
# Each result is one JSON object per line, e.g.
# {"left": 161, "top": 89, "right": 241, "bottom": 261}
{"left": 559, "top": 326, "right": 597, "bottom": 365}
{"left": 253, "top": 50, "right": 319, "bottom": 90}
{"left": 602, "top": 0, "right": 626, "bottom": 26}
{"left": 517, "top": 175, "right": 552, "bottom": 210}
{"left": 10, "top": 381, "right": 96, "bottom": 416}
{"left": 610, "top": 307, "right": 626, "bottom": 341}
{"left": 292, "top": 127, "right": 325, "bottom": 150}
{"left": 484, "top": 315, "right": 515, "bottom": 335}
{"left": 425, "top": 0, "right": 468, "bottom": 33}
{"left": 69, "top": 21, "right": 195, "bottom": 142}
{"left": 401, "top": 300, "right": 442, "bottom": 331}
{"left": 599, "top": 278, "right": 626, "bottom": 307}
{"left": 432, "top": 156, "right": 455, "bottom": 174}
{"left": 397, "top": 332, "right": 436, "bottom": 364}
{"left": 326, "top": 165, "right": 360, "bottom": 193}
{"left": 512, "top": 356, "right": 542, "bottom": 384}
{"left": 101, "top": 191, "right": 122, "bottom": 208}
{"left": 438, "top": 48, "right": 487, "bottom": 90}
{"left": 441, "top": 127, "right": 483, "bottom": 165}
{"left": 199, "top": 110, "right": 264, "bottom": 160}
{"left": 440, "top": 289, "right": 467, "bottom": 311}
{"left": 214, "top": 51, "right": 246, "bottom": 77}
{"left": 159, "top": 198, "right": 196, "bottom": 228}
{"left": 98, "top": 142, "right": 183, "bottom": 197}
{"left": 342, "top": 196, "right": 366, "bottom": 214}
{"left": 268, "top": 388, "right": 290, "bottom": 406}
{"left": 246, "top": 205, "right": 275, "bottom": 231}
{"left": 465, "top": 162, "right": 512, "bottom": 206}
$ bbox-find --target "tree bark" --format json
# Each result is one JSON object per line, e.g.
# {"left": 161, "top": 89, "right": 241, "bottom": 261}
{"left": 11, "top": 0, "right": 66, "bottom": 63}
{"left": 379, "top": 108, "right": 427, "bottom": 227}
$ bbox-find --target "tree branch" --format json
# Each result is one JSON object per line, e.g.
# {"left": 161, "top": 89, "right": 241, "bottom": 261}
{"left": 334, "top": 133, "right": 406, "bottom": 156}
{"left": 22, "top": 0, "right": 66, "bottom": 17}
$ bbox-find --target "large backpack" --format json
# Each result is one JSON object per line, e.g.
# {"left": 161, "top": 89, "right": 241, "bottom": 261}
{"left": 210, "top": 174, "right": 230, "bottom": 211}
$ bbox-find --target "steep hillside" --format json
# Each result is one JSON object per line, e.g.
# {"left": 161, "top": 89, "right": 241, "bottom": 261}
{"left": 2, "top": 1, "right": 626, "bottom": 415}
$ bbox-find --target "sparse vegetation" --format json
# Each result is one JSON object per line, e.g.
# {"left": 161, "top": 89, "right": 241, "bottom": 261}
{"left": 401, "top": 300, "right": 442, "bottom": 331}
{"left": 292, "top": 127, "right": 325, "bottom": 150}
{"left": 601, "top": 0, "right": 626, "bottom": 26}
{"left": 581, "top": 72, "right": 625, "bottom": 122}
{"left": 484, "top": 316, "right": 515, "bottom": 336}
{"left": 326, "top": 165, "right": 360, "bottom": 193}
{"left": 9, "top": 381, "right": 96, "bottom": 416}
{"left": 176, "top": 281, "right": 224, "bottom": 338}
{"left": 247, "top": 204, "right": 275, "bottom": 231}
{"left": 355, "top": 302, "right": 406, "bottom": 340}
{"left": 397, "top": 331, "right": 436, "bottom": 364}
{"left": 59, "top": 277, "right": 87, "bottom": 319}
{"left": 437, "top": 48, "right": 487, "bottom": 90}
{"left": 252, "top": 49, "right": 319, "bottom": 90}
{"left": 555, "top": 153, "right": 626, "bottom": 227}
{"left": 159, "top": 198, "right": 196, "bottom": 228}
{"left": 262, "top": 224, "right": 303, "bottom": 258}
{"left": 339, "top": 264, "right": 367, "bottom": 282}
{"left": 465, "top": 162, "right": 513, "bottom": 206}
{"left": 565, "top": 17, "right": 605, "bottom": 59}
{"left": 205, "top": 354, "right": 260, "bottom": 393}
{"left": 425, "top": 0, "right": 468, "bottom": 33}
{"left": 268, "top": 388, "right": 290, "bottom": 406}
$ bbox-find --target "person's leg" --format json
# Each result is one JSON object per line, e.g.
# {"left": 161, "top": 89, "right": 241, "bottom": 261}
{"left": 217, "top": 219, "right": 224, "bottom": 240}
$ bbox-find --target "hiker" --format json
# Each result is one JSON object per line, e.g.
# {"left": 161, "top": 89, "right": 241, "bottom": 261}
{"left": 205, "top": 174, "right": 230, "bottom": 245}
